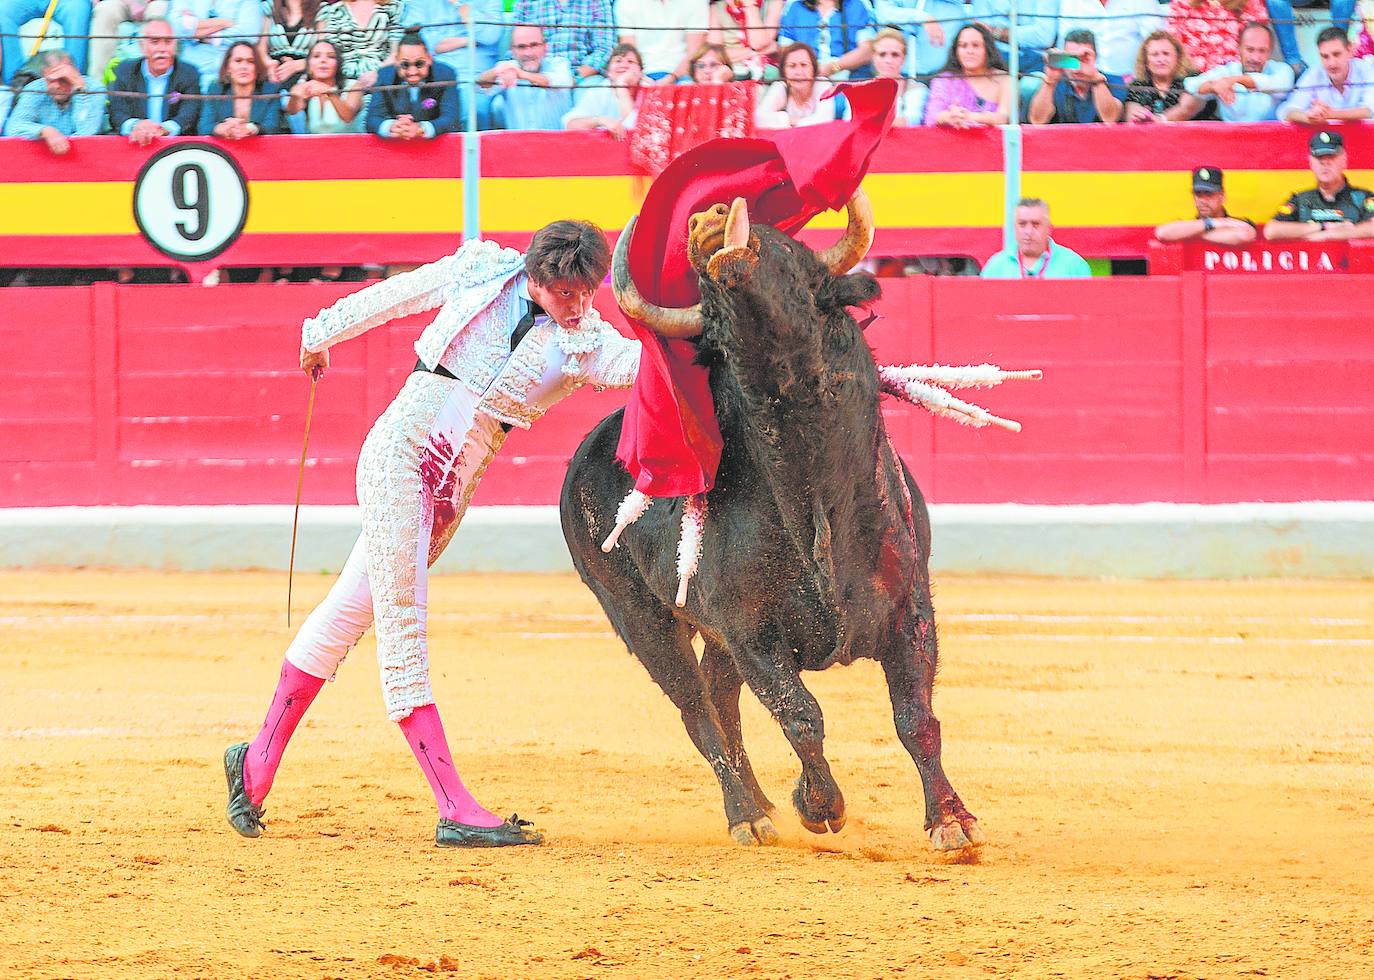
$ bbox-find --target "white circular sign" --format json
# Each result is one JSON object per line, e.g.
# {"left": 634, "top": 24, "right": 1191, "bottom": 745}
{"left": 133, "top": 144, "right": 250, "bottom": 262}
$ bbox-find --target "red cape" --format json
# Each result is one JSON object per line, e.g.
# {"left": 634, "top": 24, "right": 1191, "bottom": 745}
{"left": 614, "top": 79, "right": 898, "bottom": 498}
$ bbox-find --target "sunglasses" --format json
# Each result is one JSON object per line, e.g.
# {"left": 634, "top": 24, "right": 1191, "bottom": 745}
{"left": 398, "top": 59, "right": 430, "bottom": 69}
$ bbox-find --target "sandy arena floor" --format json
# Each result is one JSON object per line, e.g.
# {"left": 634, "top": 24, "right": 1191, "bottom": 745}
{"left": 1, "top": 570, "right": 1371, "bottom": 979}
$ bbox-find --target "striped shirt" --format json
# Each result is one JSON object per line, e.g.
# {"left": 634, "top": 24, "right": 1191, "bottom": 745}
{"left": 512, "top": 0, "right": 616, "bottom": 73}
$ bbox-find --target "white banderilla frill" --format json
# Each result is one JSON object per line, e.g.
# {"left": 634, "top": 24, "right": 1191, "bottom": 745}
{"left": 601, "top": 488, "right": 708, "bottom": 608}
{"left": 876, "top": 362, "right": 1042, "bottom": 432}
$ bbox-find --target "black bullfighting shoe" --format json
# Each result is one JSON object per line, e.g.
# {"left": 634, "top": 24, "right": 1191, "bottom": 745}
{"left": 435, "top": 814, "right": 543, "bottom": 848}
{"left": 224, "top": 742, "right": 266, "bottom": 838}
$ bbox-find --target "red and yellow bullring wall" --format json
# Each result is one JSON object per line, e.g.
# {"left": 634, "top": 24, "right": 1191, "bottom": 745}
{"left": 4, "top": 123, "right": 1372, "bottom": 272}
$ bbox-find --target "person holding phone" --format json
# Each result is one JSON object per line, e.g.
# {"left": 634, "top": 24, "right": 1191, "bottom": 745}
{"left": 1028, "top": 28, "right": 1125, "bottom": 123}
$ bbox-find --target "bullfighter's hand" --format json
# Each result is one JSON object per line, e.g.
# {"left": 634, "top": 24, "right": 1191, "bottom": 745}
{"left": 300, "top": 345, "right": 329, "bottom": 379}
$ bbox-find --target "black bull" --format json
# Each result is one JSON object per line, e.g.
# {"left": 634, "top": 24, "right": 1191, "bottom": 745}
{"left": 559, "top": 200, "right": 983, "bottom": 851}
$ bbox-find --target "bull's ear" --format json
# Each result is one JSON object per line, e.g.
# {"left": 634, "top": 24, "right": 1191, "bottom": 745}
{"left": 819, "top": 270, "right": 881, "bottom": 311}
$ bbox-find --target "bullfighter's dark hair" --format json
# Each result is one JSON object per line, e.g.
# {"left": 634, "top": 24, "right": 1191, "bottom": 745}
{"left": 525, "top": 220, "right": 611, "bottom": 289}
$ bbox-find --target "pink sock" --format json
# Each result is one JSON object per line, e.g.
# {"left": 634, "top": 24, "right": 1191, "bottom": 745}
{"left": 243, "top": 660, "right": 326, "bottom": 805}
{"left": 397, "top": 704, "right": 502, "bottom": 827}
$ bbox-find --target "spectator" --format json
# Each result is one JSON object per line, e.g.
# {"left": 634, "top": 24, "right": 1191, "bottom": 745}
{"left": 5, "top": 50, "right": 104, "bottom": 153}
{"left": 870, "top": 27, "right": 927, "bottom": 125}
{"left": 108, "top": 17, "right": 203, "bottom": 141}
{"left": 924, "top": 23, "right": 1011, "bottom": 127}
{"left": 970, "top": 0, "right": 1059, "bottom": 73}
{"left": 981, "top": 197, "right": 1092, "bottom": 278}
{"left": 1027, "top": 28, "right": 1125, "bottom": 123}
{"left": 707, "top": 0, "right": 783, "bottom": 78}
{"left": 1277, "top": 26, "right": 1374, "bottom": 123}
{"left": 1124, "top": 30, "right": 1208, "bottom": 121}
{"left": 1167, "top": 0, "right": 1268, "bottom": 73}
{"left": 1265, "top": 130, "right": 1374, "bottom": 241}
{"left": 513, "top": 0, "right": 616, "bottom": 82}
{"left": 1354, "top": 0, "right": 1374, "bottom": 59}
{"left": 169, "top": 0, "right": 264, "bottom": 88}
{"left": 1183, "top": 20, "right": 1293, "bottom": 120}
{"left": 199, "top": 41, "right": 282, "bottom": 135}
{"left": 283, "top": 37, "right": 366, "bottom": 130}
{"left": 480, "top": 25, "right": 574, "bottom": 130}
{"left": 686, "top": 41, "right": 735, "bottom": 81}
{"left": 256, "top": 0, "right": 319, "bottom": 84}
{"left": 776, "top": 0, "right": 876, "bottom": 80}
{"left": 90, "top": 0, "right": 171, "bottom": 82}
{"left": 1055, "top": 0, "right": 1162, "bottom": 78}
{"left": 1266, "top": 0, "right": 1354, "bottom": 74}
{"left": 366, "top": 29, "right": 459, "bottom": 136}
{"left": 617, "top": 0, "right": 708, "bottom": 82}
{"left": 563, "top": 39, "right": 643, "bottom": 135}
{"left": 1, "top": 0, "right": 91, "bottom": 82}
{"left": 404, "top": 0, "right": 503, "bottom": 126}
{"left": 754, "top": 40, "right": 839, "bottom": 126}
{"left": 873, "top": 0, "right": 961, "bottom": 85}
{"left": 315, "top": 0, "right": 405, "bottom": 82}
{"left": 1154, "top": 167, "right": 1258, "bottom": 244}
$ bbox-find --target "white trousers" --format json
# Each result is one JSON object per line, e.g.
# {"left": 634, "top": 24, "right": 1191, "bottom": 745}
{"left": 285, "top": 372, "right": 505, "bottom": 720}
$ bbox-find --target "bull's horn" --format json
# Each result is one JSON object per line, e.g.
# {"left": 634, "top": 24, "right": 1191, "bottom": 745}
{"left": 612, "top": 217, "right": 703, "bottom": 338}
{"left": 814, "top": 189, "right": 875, "bottom": 275}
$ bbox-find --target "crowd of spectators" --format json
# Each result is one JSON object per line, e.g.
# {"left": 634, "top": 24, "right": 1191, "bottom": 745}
{"left": 1, "top": 0, "right": 1368, "bottom": 143}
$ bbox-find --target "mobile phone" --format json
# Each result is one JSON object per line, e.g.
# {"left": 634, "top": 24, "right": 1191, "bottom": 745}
{"left": 1045, "top": 49, "right": 1082, "bottom": 70}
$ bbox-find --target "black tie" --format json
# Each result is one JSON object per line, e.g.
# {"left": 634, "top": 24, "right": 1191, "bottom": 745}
{"left": 512, "top": 299, "right": 544, "bottom": 352}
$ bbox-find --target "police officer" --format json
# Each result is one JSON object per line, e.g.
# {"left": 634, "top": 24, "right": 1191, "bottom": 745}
{"left": 1154, "top": 167, "right": 1257, "bottom": 245}
{"left": 1265, "top": 131, "right": 1374, "bottom": 241}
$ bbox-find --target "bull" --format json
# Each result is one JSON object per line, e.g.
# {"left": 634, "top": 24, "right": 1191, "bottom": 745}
{"left": 559, "top": 194, "right": 985, "bottom": 851}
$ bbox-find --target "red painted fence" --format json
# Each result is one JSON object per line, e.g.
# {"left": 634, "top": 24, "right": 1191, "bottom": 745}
{"left": 2, "top": 276, "right": 1370, "bottom": 507}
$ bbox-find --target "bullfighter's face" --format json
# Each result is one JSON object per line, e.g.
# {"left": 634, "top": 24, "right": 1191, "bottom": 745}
{"left": 528, "top": 277, "right": 597, "bottom": 332}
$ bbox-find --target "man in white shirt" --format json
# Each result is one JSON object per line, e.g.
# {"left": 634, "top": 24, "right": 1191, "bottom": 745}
{"left": 616, "top": 0, "right": 707, "bottom": 82}
{"left": 1183, "top": 21, "right": 1294, "bottom": 122}
{"left": 1055, "top": 0, "right": 1162, "bottom": 78}
{"left": 1277, "top": 26, "right": 1374, "bottom": 124}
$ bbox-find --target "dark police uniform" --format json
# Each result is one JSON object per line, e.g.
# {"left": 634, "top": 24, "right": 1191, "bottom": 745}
{"left": 1272, "top": 182, "right": 1374, "bottom": 226}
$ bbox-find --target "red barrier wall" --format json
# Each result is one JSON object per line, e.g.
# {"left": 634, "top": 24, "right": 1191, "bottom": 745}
{"left": 2, "top": 277, "right": 1371, "bottom": 507}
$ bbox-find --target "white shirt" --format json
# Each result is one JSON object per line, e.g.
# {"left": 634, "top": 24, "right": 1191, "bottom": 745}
{"left": 615, "top": 0, "right": 709, "bottom": 75}
{"left": 1056, "top": 0, "right": 1164, "bottom": 78}
{"left": 1183, "top": 59, "right": 1295, "bottom": 122}
{"left": 1277, "top": 58, "right": 1374, "bottom": 121}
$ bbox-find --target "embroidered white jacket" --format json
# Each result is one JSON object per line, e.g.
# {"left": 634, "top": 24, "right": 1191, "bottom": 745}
{"left": 300, "top": 239, "right": 641, "bottom": 429}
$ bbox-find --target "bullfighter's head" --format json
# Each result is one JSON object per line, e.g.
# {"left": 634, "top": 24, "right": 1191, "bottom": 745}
{"left": 611, "top": 191, "right": 876, "bottom": 339}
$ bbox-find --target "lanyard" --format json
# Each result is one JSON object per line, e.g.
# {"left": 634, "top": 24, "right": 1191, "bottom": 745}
{"left": 1017, "top": 241, "right": 1052, "bottom": 279}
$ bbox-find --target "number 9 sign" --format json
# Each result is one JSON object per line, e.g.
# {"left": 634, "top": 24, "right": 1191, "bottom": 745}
{"left": 133, "top": 144, "right": 250, "bottom": 262}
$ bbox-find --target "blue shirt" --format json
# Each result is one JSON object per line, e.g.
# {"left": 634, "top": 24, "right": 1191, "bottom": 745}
{"left": 980, "top": 239, "right": 1091, "bottom": 279}
{"left": 6, "top": 76, "right": 106, "bottom": 139}
{"left": 870, "top": 0, "right": 961, "bottom": 76}
{"left": 777, "top": 0, "right": 877, "bottom": 77}
{"left": 404, "top": 0, "right": 504, "bottom": 81}
{"left": 1046, "top": 74, "right": 1127, "bottom": 124}
{"left": 969, "top": 0, "right": 1058, "bottom": 60}
{"left": 1183, "top": 60, "right": 1294, "bottom": 123}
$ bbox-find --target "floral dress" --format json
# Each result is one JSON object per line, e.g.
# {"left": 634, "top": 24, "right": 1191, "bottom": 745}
{"left": 315, "top": 0, "right": 404, "bottom": 80}
{"left": 1166, "top": 0, "right": 1269, "bottom": 73}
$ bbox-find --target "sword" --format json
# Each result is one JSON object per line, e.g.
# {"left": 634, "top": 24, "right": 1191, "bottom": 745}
{"left": 287, "top": 365, "right": 322, "bottom": 627}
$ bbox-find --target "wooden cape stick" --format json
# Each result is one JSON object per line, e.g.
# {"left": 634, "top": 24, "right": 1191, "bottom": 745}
{"left": 287, "top": 367, "right": 321, "bottom": 626}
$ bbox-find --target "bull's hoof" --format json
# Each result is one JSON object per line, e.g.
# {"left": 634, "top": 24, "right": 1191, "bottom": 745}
{"left": 729, "top": 816, "right": 780, "bottom": 847}
{"left": 929, "top": 816, "right": 985, "bottom": 851}
{"left": 793, "top": 778, "right": 846, "bottom": 835}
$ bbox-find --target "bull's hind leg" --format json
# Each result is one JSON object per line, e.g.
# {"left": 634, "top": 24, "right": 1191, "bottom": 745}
{"left": 725, "top": 626, "right": 846, "bottom": 835}
{"left": 582, "top": 580, "right": 779, "bottom": 846}
{"left": 881, "top": 595, "right": 985, "bottom": 851}
{"left": 700, "top": 640, "right": 776, "bottom": 819}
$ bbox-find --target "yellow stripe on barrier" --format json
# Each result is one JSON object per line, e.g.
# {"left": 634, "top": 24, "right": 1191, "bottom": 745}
{"left": 5, "top": 169, "right": 1374, "bottom": 237}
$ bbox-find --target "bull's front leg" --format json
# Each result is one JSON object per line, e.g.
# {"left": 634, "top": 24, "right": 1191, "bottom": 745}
{"left": 726, "top": 625, "right": 846, "bottom": 835}
{"left": 881, "top": 599, "right": 985, "bottom": 851}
